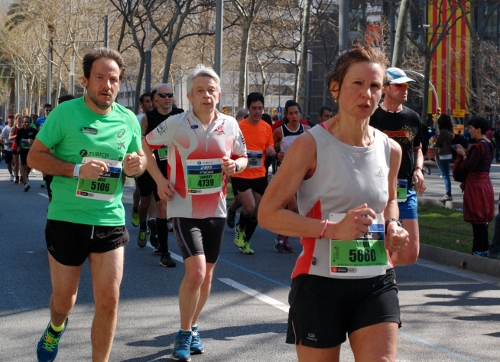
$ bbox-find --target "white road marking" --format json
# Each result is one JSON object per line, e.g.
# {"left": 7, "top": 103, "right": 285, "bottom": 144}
{"left": 218, "top": 277, "right": 289, "bottom": 313}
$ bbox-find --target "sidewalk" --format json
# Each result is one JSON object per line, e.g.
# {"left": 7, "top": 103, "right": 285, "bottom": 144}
{"left": 418, "top": 196, "right": 500, "bottom": 279}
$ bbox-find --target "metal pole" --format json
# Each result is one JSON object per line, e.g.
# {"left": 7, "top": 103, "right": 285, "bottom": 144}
{"left": 403, "top": 69, "right": 439, "bottom": 111}
{"left": 446, "top": 34, "right": 451, "bottom": 115}
{"left": 23, "top": 76, "right": 26, "bottom": 113}
{"left": 16, "top": 63, "right": 20, "bottom": 113}
{"left": 214, "top": 0, "right": 223, "bottom": 110}
{"left": 69, "top": 55, "right": 75, "bottom": 95}
{"left": 339, "top": 0, "right": 350, "bottom": 52}
{"left": 306, "top": 52, "right": 312, "bottom": 117}
{"left": 389, "top": 1, "right": 396, "bottom": 64}
{"left": 47, "top": 43, "right": 52, "bottom": 105}
{"left": 145, "top": 24, "right": 152, "bottom": 93}
{"left": 104, "top": 15, "right": 109, "bottom": 48}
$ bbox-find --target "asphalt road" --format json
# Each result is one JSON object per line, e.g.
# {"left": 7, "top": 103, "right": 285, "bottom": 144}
{"left": 1, "top": 164, "right": 499, "bottom": 362}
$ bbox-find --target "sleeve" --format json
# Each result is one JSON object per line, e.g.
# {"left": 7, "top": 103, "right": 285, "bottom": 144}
{"left": 231, "top": 121, "right": 247, "bottom": 159}
{"left": 126, "top": 115, "right": 142, "bottom": 154}
{"left": 413, "top": 117, "right": 424, "bottom": 148}
{"left": 464, "top": 144, "right": 481, "bottom": 171}
{"left": 266, "top": 124, "right": 274, "bottom": 149}
{"left": 36, "top": 109, "right": 66, "bottom": 149}
{"left": 145, "top": 117, "right": 178, "bottom": 150}
{"left": 435, "top": 131, "right": 445, "bottom": 148}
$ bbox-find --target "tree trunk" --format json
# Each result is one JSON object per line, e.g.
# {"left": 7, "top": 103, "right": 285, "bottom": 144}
{"left": 162, "top": 44, "right": 175, "bottom": 84}
{"left": 421, "top": 55, "right": 432, "bottom": 126}
{"left": 297, "top": 0, "right": 312, "bottom": 113}
{"left": 238, "top": 22, "right": 251, "bottom": 108}
{"left": 392, "top": 0, "right": 410, "bottom": 67}
{"left": 134, "top": 55, "right": 145, "bottom": 114}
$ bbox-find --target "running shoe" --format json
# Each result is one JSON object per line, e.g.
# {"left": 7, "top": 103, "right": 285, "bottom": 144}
{"left": 275, "top": 235, "right": 294, "bottom": 253}
{"left": 240, "top": 241, "right": 254, "bottom": 255}
{"left": 282, "top": 238, "right": 294, "bottom": 253}
{"left": 37, "top": 319, "right": 68, "bottom": 362}
{"left": 148, "top": 218, "right": 159, "bottom": 248}
{"left": 138, "top": 230, "right": 148, "bottom": 248}
{"left": 153, "top": 246, "right": 162, "bottom": 255}
{"left": 234, "top": 226, "right": 245, "bottom": 247}
{"left": 226, "top": 207, "right": 236, "bottom": 228}
{"left": 171, "top": 330, "right": 192, "bottom": 361}
{"left": 472, "top": 251, "right": 488, "bottom": 257}
{"left": 160, "top": 253, "right": 176, "bottom": 267}
{"left": 130, "top": 206, "right": 140, "bottom": 227}
{"left": 15, "top": 176, "right": 19, "bottom": 184}
{"left": 190, "top": 325, "right": 204, "bottom": 355}
{"left": 41, "top": 180, "right": 46, "bottom": 188}
{"left": 24, "top": 182, "right": 31, "bottom": 192}
{"left": 439, "top": 194, "right": 453, "bottom": 203}
{"left": 10, "top": 174, "right": 14, "bottom": 182}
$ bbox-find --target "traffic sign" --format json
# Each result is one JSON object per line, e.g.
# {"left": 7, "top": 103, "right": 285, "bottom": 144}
{"left": 452, "top": 109, "right": 466, "bottom": 118}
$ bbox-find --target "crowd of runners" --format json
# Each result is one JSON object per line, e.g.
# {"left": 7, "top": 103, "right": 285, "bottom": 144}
{"left": 4, "top": 43, "right": 433, "bottom": 362}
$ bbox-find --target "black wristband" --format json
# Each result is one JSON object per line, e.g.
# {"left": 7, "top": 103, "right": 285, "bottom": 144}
{"left": 385, "top": 218, "right": 402, "bottom": 234}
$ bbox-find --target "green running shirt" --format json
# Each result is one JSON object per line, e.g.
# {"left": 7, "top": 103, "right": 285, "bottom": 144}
{"left": 36, "top": 97, "right": 142, "bottom": 226}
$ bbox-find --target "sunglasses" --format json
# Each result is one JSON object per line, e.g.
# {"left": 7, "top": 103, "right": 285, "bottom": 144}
{"left": 157, "top": 93, "right": 174, "bottom": 99}
{"left": 392, "top": 83, "right": 409, "bottom": 88}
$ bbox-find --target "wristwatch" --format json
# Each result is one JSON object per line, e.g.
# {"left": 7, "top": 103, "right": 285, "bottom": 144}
{"left": 235, "top": 163, "right": 240, "bottom": 173}
{"left": 385, "top": 218, "right": 402, "bottom": 233}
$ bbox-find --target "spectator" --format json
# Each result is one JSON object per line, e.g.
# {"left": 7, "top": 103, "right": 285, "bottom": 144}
{"left": 435, "top": 114, "right": 454, "bottom": 203}
{"left": 455, "top": 117, "right": 495, "bottom": 257}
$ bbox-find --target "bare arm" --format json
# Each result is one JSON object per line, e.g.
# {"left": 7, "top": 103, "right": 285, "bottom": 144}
{"left": 413, "top": 146, "right": 426, "bottom": 195}
{"left": 142, "top": 138, "right": 174, "bottom": 201}
{"left": 140, "top": 115, "right": 148, "bottom": 137}
{"left": 123, "top": 148, "right": 147, "bottom": 178}
{"left": 273, "top": 127, "right": 282, "bottom": 153}
{"left": 27, "top": 139, "right": 75, "bottom": 177}
{"left": 259, "top": 133, "right": 376, "bottom": 240}
{"left": 384, "top": 139, "right": 410, "bottom": 257}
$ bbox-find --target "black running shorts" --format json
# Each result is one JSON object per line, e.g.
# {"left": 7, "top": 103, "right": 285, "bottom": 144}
{"left": 19, "top": 148, "right": 30, "bottom": 165}
{"left": 45, "top": 220, "right": 129, "bottom": 266}
{"left": 172, "top": 217, "right": 225, "bottom": 264}
{"left": 286, "top": 269, "right": 401, "bottom": 348}
{"left": 4, "top": 150, "right": 12, "bottom": 164}
{"left": 137, "top": 171, "right": 162, "bottom": 202}
{"left": 231, "top": 176, "right": 268, "bottom": 196}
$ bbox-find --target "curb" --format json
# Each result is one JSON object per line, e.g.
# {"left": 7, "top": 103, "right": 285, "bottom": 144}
{"left": 419, "top": 244, "right": 500, "bottom": 278}
{"left": 418, "top": 197, "right": 499, "bottom": 278}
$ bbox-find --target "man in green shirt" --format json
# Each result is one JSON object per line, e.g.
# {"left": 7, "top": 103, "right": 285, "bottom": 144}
{"left": 28, "top": 48, "right": 146, "bottom": 362}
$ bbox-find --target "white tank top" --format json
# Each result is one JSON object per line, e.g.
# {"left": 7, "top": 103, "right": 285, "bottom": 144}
{"left": 293, "top": 124, "right": 393, "bottom": 279}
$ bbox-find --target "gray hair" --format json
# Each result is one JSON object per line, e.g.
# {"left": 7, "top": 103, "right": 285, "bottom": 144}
{"left": 186, "top": 64, "right": 220, "bottom": 95}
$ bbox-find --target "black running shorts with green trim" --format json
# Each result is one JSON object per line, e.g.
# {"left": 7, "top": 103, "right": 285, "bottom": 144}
{"left": 45, "top": 220, "right": 129, "bottom": 266}
{"left": 231, "top": 176, "right": 268, "bottom": 196}
{"left": 286, "top": 269, "right": 401, "bottom": 348}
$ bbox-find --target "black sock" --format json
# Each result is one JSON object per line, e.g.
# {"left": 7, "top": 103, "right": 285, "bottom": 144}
{"left": 245, "top": 217, "right": 258, "bottom": 241}
{"left": 238, "top": 212, "right": 251, "bottom": 231}
{"left": 157, "top": 218, "right": 169, "bottom": 254}
{"left": 140, "top": 221, "right": 147, "bottom": 231}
